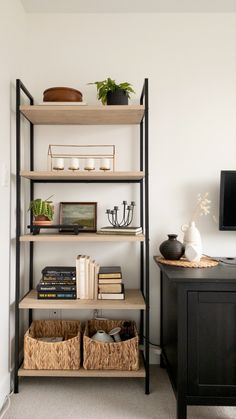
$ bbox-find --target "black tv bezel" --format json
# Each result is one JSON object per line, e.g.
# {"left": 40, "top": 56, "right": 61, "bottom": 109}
{"left": 219, "top": 170, "right": 236, "bottom": 231}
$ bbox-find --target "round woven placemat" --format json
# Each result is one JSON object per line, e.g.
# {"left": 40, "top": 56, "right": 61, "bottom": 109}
{"left": 156, "top": 256, "right": 219, "bottom": 268}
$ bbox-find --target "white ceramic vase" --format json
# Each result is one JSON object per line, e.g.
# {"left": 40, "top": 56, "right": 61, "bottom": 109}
{"left": 181, "top": 221, "right": 202, "bottom": 262}
{"left": 91, "top": 330, "right": 113, "bottom": 343}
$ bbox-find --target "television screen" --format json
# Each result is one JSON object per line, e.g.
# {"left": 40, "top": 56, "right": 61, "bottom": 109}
{"left": 219, "top": 171, "right": 236, "bottom": 230}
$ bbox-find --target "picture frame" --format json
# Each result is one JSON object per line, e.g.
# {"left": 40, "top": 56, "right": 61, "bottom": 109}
{"left": 59, "top": 202, "right": 97, "bottom": 232}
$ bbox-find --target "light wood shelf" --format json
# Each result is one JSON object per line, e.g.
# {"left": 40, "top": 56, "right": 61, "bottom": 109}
{"left": 18, "top": 356, "right": 145, "bottom": 378}
{"left": 20, "top": 171, "right": 144, "bottom": 181}
{"left": 19, "top": 233, "right": 145, "bottom": 242}
{"left": 19, "top": 289, "right": 146, "bottom": 310}
{"left": 20, "top": 105, "right": 145, "bottom": 125}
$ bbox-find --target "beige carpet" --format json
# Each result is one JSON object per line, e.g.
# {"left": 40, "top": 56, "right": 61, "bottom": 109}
{"left": 3, "top": 367, "right": 236, "bottom": 419}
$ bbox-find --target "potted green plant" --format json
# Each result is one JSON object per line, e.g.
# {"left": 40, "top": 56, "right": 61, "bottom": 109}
{"left": 89, "top": 78, "right": 135, "bottom": 105}
{"left": 29, "top": 196, "right": 54, "bottom": 225}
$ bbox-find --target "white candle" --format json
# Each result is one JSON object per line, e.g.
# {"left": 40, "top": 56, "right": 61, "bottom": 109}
{"left": 69, "top": 158, "right": 80, "bottom": 170}
{"left": 100, "top": 158, "right": 110, "bottom": 171}
{"left": 53, "top": 158, "right": 64, "bottom": 170}
{"left": 84, "top": 158, "right": 95, "bottom": 170}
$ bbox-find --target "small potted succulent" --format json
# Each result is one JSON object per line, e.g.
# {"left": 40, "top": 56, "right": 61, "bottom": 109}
{"left": 29, "top": 196, "right": 54, "bottom": 225}
{"left": 89, "top": 77, "right": 135, "bottom": 105}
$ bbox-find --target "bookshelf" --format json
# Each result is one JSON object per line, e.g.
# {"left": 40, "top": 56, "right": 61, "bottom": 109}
{"left": 20, "top": 104, "right": 145, "bottom": 125}
{"left": 15, "top": 79, "right": 149, "bottom": 394}
{"left": 18, "top": 356, "right": 145, "bottom": 378}
{"left": 19, "top": 289, "right": 146, "bottom": 310}
{"left": 20, "top": 171, "right": 145, "bottom": 181}
{"left": 20, "top": 233, "right": 145, "bottom": 242}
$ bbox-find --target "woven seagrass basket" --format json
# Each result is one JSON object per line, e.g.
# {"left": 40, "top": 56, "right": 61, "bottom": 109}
{"left": 24, "top": 320, "right": 81, "bottom": 370}
{"left": 83, "top": 319, "right": 139, "bottom": 371}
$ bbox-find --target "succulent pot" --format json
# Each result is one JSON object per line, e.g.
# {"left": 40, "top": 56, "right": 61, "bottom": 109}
{"left": 107, "top": 89, "right": 128, "bottom": 105}
{"left": 33, "top": 215, "right": 53, "bottom": 226}
{"left": 43, "top": 87, "right": 83, "bottom": 102}
{"left": 159, "top": 234, "right": 184, "bottom": 260}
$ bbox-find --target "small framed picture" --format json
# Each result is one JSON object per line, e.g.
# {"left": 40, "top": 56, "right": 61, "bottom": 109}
{"left": 59, "top": 202, "right": 97, "bottom": 232}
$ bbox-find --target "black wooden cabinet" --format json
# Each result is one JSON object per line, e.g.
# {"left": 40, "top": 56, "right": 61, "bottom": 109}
{"left": 155, "top": 259, "right": 236, "bottom": 419}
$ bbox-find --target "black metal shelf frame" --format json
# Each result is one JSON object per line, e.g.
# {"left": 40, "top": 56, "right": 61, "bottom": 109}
{"left": 14, "top": 78, "right": 150, "bottom": 394}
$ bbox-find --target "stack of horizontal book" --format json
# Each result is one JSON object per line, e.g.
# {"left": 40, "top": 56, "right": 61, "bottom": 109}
{"left": 37, "top": 266, "right": 76, "bottom": 299}
{"left": 97, "top": 226, "right": 142, "bottom": 235}
{"left": 98, "top": 266, "right": 124, "bottom": 300}
{"left": 76, "top": 255, "right": 100, "bottom": 300}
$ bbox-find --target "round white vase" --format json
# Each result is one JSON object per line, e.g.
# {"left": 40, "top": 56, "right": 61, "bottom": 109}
{"left": 181, "top": 221, "right": 202, "bottom": 262}
{"left": 91, "top": 330, "right": 113, "bottom": 343}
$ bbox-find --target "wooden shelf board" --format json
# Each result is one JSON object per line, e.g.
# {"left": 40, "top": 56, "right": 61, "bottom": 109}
{"left": 19, "top": 289, "right": 146, "bottom": 310}
{"left": 20, "top": 105, "right": 145, "bottom": 125}
{"left": 20, "top": 171, "right": 145, "bottom": 181}
{"left": 19, "top": 233, "right": 145, "bottom": 242}
{"left": 18, "top": 356, "right": 145, "bottom": 378}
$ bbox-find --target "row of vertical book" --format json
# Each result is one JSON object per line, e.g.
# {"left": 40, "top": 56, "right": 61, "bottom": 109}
{"left": 36, "top": 259, "right": 124, "bottom": 300}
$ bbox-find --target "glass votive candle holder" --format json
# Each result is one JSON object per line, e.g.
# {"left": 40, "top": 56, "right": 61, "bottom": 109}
{"left": 68, "top": 158, "right": 80, "bottom": 171}
{"left": 84, "top": 158, "right": 95, "bottom": 171}
{"left": 99, "top": 158, "right": 110, "bottom": 171}
{"left": 52, "top": 158, "right": 64, "bottom": 171}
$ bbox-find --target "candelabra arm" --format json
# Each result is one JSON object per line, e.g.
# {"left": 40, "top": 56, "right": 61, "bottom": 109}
{"left": 114, "top": 209, "right": 119, "bottom": 227}
{"left": 112, "top": 212, "right": 116, "bottom": 227}
{"left": 108, "top": 213, "right": 114, "bottom": 226}
{"left": 128, "top": 207, "right": 134, "bottom": 226}
{"left": 123, "top": 208, "right": 130, "bottom": 226}
{"left": 120, "top": 202, "right": 126, "bottom": 226}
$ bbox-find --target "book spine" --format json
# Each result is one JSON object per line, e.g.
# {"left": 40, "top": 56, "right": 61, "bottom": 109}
{"left": 98, "top": 278, "right": 122, "bottom": 284}
{"left": 97, "top": 293, "right": 124, "bottom": 300}
{"left": 94, "top": 262, "right": 99, "bottom": 300}
{"left": 79, "top": 256, "right": 86, "bottom": 299}
{"left": 85, "top": 256, "right": 90, "bottom": 299}
{"left": 37, "top": 285, "right": 76, "bottom": 292}
{"left": 76, "top": 254, "right": 82, "bottom": 299}
{"left": 43, "top": 275, "right": 76, "bottom": 281}
{"left": 89, "top": 260, "right": 95, "bottom": 300}
{"left": 98, "top": 274, "right": 122, "bottom": 279}
{"left": 98, "top": 284, "right": 122, "bottom": 293}
{"left": 42, "top": 267, "right": 76, "bottom": 273}
{"left": 37, "top": 292, "right": 76, "bottom": 299}
{"left": 39, "top": 281, "right": 76, "bottom": 285}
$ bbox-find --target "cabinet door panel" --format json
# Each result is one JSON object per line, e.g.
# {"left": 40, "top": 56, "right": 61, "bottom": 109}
{"left": 188, "top": 291, "right": 236, "bottom": 396}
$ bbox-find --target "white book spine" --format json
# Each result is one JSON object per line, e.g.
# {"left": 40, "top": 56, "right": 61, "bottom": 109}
{"left": 89, "top": 260, "right": 95, "bottom": 299}
{"left": 84, "top": 256, "right": 90, "bottom": 299}
{"left": 94, "top": 263, "right": 100, "bottom": 300}
{"left": 76, "top": 255, "right": 82, "bottom": 299}
{"left": 79, "top": 256, "right": 86, "bottom": 299}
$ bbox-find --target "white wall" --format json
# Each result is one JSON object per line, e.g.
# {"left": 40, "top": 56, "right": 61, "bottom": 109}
{"left": 0, "top": 0, "right": 26, "bottom": 409}
{"left": 21, "top": 12, "right": 236, "bottom": 361}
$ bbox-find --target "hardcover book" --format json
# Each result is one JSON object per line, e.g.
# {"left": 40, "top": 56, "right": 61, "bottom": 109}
{"left": 42, "top": 266, "right": 76, "bottom": 277}
{"left": 39, "top": 280, "right": 75, "bottom": 285}
{"left": 98, "top": 266, "right": 122, "bottom": 279}
{"left": 98, "top": 283, "right": 122, "bottom": 293}
{"left": 37, "top": 284, "right": 76, "bottom": 292}
{"left": 98, "top": 278, "right": 122, "bottom": 284}
{"left": 42, "top": 275, "right": 76, "bottom": 280}
{"left": 98, "top": 284, "right": 125, "bottom": 300}
{"left": 98, "top": 226, "right": 142, "bottom": 235}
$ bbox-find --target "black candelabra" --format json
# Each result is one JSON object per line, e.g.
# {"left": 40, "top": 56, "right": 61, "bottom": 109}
{"left": 106, "top": 201, "right": 135, "bottom": 228}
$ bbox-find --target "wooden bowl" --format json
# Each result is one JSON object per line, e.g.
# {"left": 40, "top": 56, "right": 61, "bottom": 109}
{"left": 43, "top": 87, "right": 83, "bottom": 102}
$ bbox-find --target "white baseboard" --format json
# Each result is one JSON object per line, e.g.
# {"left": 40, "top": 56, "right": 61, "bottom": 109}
{"left": 139, "top": 345, "right": 161, "bottom": 364}
{"left": 0, "top": 373, "right": 10, "bottom": 412}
